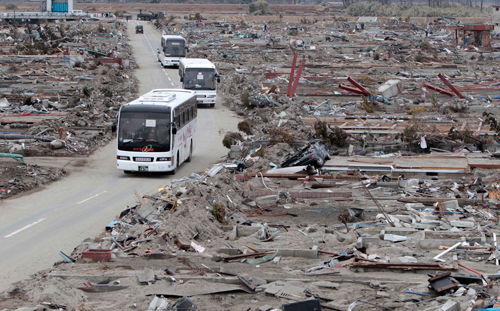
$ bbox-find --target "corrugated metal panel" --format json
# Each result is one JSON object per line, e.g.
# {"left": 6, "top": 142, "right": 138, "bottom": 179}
{"left": 52, "top": 2, "right": 68, "bottom": 12}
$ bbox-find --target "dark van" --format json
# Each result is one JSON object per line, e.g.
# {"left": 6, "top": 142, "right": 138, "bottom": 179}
{"left": 135, "top": 25, "right": 144, "bottom": 34}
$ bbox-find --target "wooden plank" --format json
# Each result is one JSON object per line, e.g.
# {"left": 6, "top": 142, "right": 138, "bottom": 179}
{"left": 134, "top": 190, "right": 145, "bottom": 206}
{"left": 460, "top": 121, "right": 467, "bottom": 131}
{"left": 238, "top": 190, "right": 352, "bottom": 199}
{"left": 248, "top": 212, "right": 289, "bottom": 218}
{"left": 348, "top": 159, "right": 394, "bottom": 165}
{"left": 350, "top": 258, "right": 455, "bottom": 270}
{"left": 476, "top": 121, "right": 482, "bottom": 134}
{"left": 398, "top": 197, "right": 482, "bottom": 204}
{"left": 247, "top": 173, "right": 361, "bottom": 180}
{"left": 222, "top": 251, "right": 275, "bottom": 262}
{"left": 468, "top": 163, "right": 500, "bottom": 169}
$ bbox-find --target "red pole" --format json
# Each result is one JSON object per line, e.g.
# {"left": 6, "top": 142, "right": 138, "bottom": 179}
{"left": 438, "top": 74, "right": 465, "bottom": 99}
{"left": 458, "top": 263, "right": 484, "bottom": 276}
{"left": 422, "top": 82, "right": 454, "bottom": 97}
{"left": 339, "top": 84, "right": 368, "bottom": 95}
{"left": 290, "top": 59, "right": 305, "bottom": 97}
{"left": 287, "top": 54, "right": 297, "bottom": 97}
{"left": 347, "top": 77, "right": 371, "bottom": 96}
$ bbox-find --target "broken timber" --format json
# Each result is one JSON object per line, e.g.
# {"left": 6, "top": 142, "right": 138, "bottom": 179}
{"left": 350, "top": 257, "right": 455, "bottom": 271}
{"left": 237, "top": 190, "right": 352, "bottom": 200}
{"left": 247, "top": 172, "right": 363, "bottom": 180}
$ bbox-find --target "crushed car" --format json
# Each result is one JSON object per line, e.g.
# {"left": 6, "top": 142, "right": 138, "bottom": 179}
{"left": 281, "top": 141, "right": 331, "bottom": 169}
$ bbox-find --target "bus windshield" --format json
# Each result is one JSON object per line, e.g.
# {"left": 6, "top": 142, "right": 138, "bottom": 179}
{"left": 163, "top": 40, "right": 186, "bottom": 57}
{"left": 183, "top": 68, "right": 216, "bottom": 90}
{"left": 118, "top": 111, "right": 171, "bottom": 152}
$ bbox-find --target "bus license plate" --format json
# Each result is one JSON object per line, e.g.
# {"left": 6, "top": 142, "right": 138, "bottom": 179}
{"left": 138, "top": 166, "right": 148, "bottom": 172}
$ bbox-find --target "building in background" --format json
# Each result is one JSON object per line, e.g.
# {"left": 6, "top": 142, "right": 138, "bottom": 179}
{"left": 41, "top": 0, "right": 75, "bottom": 13}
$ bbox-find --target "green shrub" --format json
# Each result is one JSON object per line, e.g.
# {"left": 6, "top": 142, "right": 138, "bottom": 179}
{"left": 82, "top": 86, "right": 91, "bottom": 97}
{"left": 222, "top": 132, "right": 243, "bottom": 149}
{"left": 100, "top": 87, "right": 113, "bottom": 98}
{"left": 210, "top": 204, "right": 227, "bottom": 224}
{"left": 241, "top": 90, "right": 251, "bottom": 107}
{"left": 238, "top": 120, "right": 253, "bottom": 135}
{"left": 23, "top": 97, "right": 32, "bottom": 106}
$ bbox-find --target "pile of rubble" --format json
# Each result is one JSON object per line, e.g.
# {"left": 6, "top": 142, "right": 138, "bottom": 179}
{"left": 0, "top": 20, "right": 138, "bottom": 197}
{"left": 0, "top": 159, "right": 65, "bottom": 199}
{"left": 168, "top": 16, "right": 500, "bottom": 155}
{"left": 5, "top": 11, "right": 500, "bottom": 311}
{"left": 0, "top": 21, "right": 138, "bottom": 157}
{"left": 4, "top": 140, "right": 500, "bottom": 310}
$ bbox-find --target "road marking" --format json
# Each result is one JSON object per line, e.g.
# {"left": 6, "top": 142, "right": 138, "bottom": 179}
{"left": 5, "top": 218, "right": 47, "bottom": 238}
{"left": 77, "top": 191, "right": 107, "bottom": 204}
{"left": 143, "top": 29, "right": 176, "bottom": 87}
{"left": 143, "top": 33, "right": 157, "bottom": 57}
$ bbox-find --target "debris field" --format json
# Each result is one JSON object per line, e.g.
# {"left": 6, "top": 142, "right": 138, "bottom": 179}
{"left": 4, "top": 8, "right": 500, "bottom": 311}
{"left": 0, "top": 20, "right": 138, "bottom": 196}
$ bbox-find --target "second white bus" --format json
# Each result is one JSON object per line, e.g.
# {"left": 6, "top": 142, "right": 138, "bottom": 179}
{"left": 179, "top": 58, "right": 220, "bottom": 108}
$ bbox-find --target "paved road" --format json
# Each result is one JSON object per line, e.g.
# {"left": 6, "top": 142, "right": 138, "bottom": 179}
{"left": 0, "top": 21, "right": 238, "bottom": 291}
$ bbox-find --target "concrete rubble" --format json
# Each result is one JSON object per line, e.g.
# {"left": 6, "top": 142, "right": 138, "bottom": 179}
{"left": 4, "top": 7, "right": 500, "bottom": 311}
{"left": 0, "top": 19, "right": 138, "bottom": 197}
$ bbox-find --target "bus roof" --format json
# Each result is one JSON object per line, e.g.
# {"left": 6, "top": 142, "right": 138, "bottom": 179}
{"left": 161, "top": 35, "right": 185, "bottom": 41}
{"left": 124, "top": 89, "right": 195, "bottom": 109}
{"left": 180, "top": 58, "right": 215, "bottom": 69}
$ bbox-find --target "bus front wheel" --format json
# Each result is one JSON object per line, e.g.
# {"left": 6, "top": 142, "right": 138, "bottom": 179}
{"left": 170, "top": 152, "right": 179, "bottom": 174}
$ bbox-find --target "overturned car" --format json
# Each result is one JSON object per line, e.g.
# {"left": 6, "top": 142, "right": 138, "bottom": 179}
{"left": 281, "top": 141, "right": 331, "bottom": 169}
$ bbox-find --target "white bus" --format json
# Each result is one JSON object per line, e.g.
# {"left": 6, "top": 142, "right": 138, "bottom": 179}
{"left": 116, "top": 89, "right": 197, "bottom": 174}
{"left": 179, "top": 58, "right": 220, "bottom": 108}
{"left": 157, "top": 35, "right": 187, "bottom": 67}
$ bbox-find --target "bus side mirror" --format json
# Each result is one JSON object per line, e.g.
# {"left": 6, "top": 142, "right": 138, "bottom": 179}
{"left": 180, "top": 77, "right": 183, "bottom": 82}
{"left": 172, "top": 126, "right": 177, "bottom": 135}
{"left": 217, "top": 76, "right": 221, "bottom": 83}
{"left": 185, "top": 47, "right": 189, "bottom": 52}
